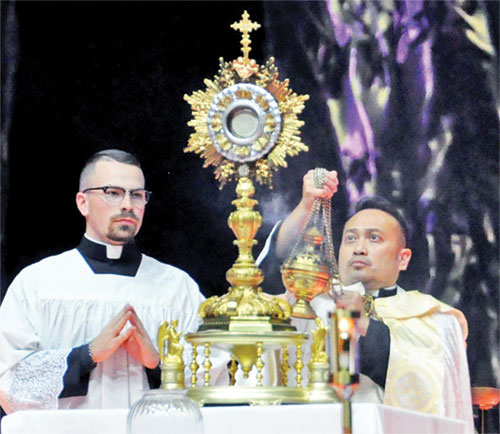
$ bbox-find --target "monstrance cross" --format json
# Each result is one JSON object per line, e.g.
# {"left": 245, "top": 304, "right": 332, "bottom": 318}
{"left": 230, "top": 10, "right": 261, "bottom": 62}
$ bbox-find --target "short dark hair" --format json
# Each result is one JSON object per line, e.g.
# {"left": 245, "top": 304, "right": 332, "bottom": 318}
{"left": 354, "top": 196, "right": 410, "bottom": 246}
{"left": 79, "top": 149, "right": 141, "bottom": 190}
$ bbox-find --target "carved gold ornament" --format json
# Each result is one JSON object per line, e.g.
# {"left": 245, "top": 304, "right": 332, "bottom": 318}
{"left": 180, "top": 11, "right": 339, "bottom": 407}
{"left": 184, "top": 11, "right": 309, "bottom": 187}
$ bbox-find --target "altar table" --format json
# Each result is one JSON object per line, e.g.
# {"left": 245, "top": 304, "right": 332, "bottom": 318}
{"left": 1, "top": 403, "right": 467, "bottom": 434}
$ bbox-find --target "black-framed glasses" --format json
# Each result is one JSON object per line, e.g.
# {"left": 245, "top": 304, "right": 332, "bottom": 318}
{"left": 82, "top": 186, "right": 151, "bottom": 206}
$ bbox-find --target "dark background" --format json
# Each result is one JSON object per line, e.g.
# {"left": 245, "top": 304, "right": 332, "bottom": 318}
{"left": 1, "top": 1, "right": 498, "bottom": 432}
{"left": 1, "top": 1, "right": 272, "bottom": 299}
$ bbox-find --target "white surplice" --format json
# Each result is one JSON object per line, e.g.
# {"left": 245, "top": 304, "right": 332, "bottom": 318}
{"left": 0, "top": 248, "right": 226, "bottom": 412}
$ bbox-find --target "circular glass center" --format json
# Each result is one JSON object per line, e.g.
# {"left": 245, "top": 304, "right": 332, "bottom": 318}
{"left": 207, "top": 82, "right": 282, "bottom": 163}
{"left": 227, "top": 108, "right": 259, "bottom": 138}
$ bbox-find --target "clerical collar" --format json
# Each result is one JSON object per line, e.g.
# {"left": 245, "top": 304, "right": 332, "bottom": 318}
{"left": 372, "top": 286, "right": 398, "bottom": 298}
{"left": 77, "top": 236, "right": 142, "bottom": 277}
{"left": 84, "top": 235, "right": 124, "bottom": 259}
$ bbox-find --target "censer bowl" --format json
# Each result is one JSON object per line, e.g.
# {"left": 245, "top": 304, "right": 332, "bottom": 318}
{"left": 281, "top": 264, "right": 331, "bottom": 319}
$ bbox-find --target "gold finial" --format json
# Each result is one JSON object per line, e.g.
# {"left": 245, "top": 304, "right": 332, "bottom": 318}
{"left": 157, "top": 320, "right": 185, "bottom": 389}
{"left": 231, "top": 10, "right": 261, "bottom": 62}
{"left": 310, "top": 318, "right": 329, "bottom": 364}
{"left": 158, "top": 320, "right": 184, "bottom": 365}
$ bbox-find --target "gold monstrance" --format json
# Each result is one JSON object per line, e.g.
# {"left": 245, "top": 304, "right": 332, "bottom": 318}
{"left": 182, "top": 11, "right": 337, "bottom": 405}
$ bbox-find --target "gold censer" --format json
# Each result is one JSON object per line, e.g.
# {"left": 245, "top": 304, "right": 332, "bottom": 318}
{"left": 281, "top": 168, "right": 340, "bottom": 319}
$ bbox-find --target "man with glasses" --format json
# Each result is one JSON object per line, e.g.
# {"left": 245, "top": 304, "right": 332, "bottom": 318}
{"left": 0, "top": 149, "right": 222, "bottom": 412}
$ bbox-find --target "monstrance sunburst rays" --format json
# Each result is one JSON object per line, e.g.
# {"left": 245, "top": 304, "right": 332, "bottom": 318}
{"left": 184, "top": 10, "right": 309, "bottom": 188}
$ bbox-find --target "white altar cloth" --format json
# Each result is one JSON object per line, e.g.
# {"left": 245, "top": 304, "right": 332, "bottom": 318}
{"left": 1, "top": 403, "right": 467, "bottom": 434}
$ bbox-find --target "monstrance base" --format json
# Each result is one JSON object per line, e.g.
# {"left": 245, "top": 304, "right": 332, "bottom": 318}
{"left": 187, "top": 385, "right": 339, "bottom": 406}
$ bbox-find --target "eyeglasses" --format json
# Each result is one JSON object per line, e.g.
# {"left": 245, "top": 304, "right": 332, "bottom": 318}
{"left": 82, "top": 186, "right": 151, "bottom": 205}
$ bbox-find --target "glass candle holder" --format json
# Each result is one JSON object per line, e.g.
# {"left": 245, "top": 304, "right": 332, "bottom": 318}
{"left": 127, "top": 389, "right": 203, "bottom": 434}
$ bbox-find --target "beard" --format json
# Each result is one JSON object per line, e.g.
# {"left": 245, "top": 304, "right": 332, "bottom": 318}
{"left": 106, "top": 211, "right": 139, "bottom": 243}
{"left": 107, "top": 224, "right": 136, "bottom": 243}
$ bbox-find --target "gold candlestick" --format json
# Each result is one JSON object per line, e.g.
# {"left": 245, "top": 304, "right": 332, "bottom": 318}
{"left": 471, "top": 387, "right": 500, "bottom": 434}
{"left": 329, "top": 309, "right": 360, "bottom": 434}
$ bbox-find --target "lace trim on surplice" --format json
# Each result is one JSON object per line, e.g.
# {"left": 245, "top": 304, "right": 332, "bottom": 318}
{"left": 7, "top": 349, "right": 70, "bottom": 411}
